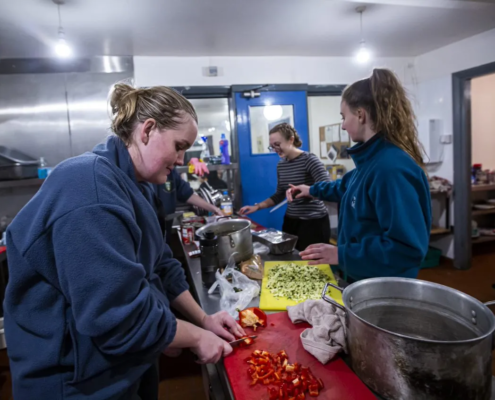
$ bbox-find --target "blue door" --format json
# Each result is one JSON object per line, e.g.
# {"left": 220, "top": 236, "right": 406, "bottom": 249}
{"left": 236, "top": 91, "right": 309, "bottom": 230}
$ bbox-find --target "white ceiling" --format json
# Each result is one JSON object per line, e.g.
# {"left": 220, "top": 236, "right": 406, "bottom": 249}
{"left": 1, "top": 0, "right": 495, "bottom": 58}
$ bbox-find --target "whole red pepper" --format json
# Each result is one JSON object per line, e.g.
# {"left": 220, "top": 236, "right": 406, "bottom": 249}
{"left": 238, "top": 307, "right": 267, "bottom": 331}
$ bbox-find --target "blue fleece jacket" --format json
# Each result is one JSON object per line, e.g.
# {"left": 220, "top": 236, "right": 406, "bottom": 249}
{"left": 310, "top": 134, "right": 431, "bottom": 281}
{"left": 4, "top": 136, "right": 189, "bottom": 400}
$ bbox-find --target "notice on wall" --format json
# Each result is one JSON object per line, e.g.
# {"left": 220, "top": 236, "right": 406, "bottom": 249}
{"left": 319, "top": 123, "right": 350, "bottom": 161}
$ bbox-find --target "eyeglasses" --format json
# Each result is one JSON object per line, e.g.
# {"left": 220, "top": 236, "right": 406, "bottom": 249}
{"left": 267, "top": 143, "right": 281, "bottom": 152}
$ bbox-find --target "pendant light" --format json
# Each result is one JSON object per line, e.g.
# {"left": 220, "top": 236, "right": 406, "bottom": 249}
{"left": 53, "top": 0, "right": 72, "bottom": 58}
{"left": 356, "top": 6, "right": 370, "bottom": 64}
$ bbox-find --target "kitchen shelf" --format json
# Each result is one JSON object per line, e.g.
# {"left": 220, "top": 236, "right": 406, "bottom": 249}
{"left": 0, "top": 178, "right": 44, "bottom": 189}
{"left": 472, "top": 184, "right": 495, "bottom": 192}
{"left": 472, "top": 209, "right": 495, "bottom": 216}
{"left": 430, "top": 227, "right": 451, "bottom": 236}
{"left": 176, "top": 163, "right": 238, "bottom": 174}
{"left": 472, "top": 236, "right": 495, "bottom": 244}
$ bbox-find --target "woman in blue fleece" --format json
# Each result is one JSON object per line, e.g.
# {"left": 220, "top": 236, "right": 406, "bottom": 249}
{"left": 289, "top": 68, "right": 431, "bottom": 282}
{"left": 4, "top": 84, "right": 244, "bottom": 400}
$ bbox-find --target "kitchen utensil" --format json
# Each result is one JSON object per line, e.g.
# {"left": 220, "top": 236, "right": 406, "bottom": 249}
{"left": 0, "top": 146, "right": 40, "bottom": 181}
{"left": 0, "top": 317, "right": 6, "bottom": 349}
{"left": 474, "top": 204, "right": 495, "bottom": 210}
{"left": 322, "top": 277, "right": 495, "bottom": 400}
{"left": 252, "top": 228, "right": 298, "bottom": 255}
{"left": 196, "top": 218, "right": 253, "bottom": 267}
{"left": 229, "top": 335, "right": 257, "bottom": 347}
{"left": 269, "top": 199, "right": 287, "bottom": 213}
{"left": 259, "top": 261, "right": 342, "bottom": 311}
{"left": 223, "top": 311, "right": 375, "bottom": 400}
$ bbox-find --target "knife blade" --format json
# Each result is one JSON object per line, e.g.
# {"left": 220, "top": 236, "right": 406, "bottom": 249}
{"left": 270, "top": 199, "right": 288, "bottom": 213}
{"left": 229, "top": 335, "right": 257, "bottom": 347}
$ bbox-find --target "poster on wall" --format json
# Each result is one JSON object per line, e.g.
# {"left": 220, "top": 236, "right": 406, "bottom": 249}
{"left": 319, "top": 123, "right": 350, "bottom": 162}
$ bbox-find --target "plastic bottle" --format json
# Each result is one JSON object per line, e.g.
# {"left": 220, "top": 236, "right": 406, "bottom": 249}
{"left": 38, "top": 157, "right": 48, "bottom": 179}
{"left": 201, "top": 136, "right": 210, "bottom": 160}
{"left": 221, "top": 191, "right": 233, "bottom": 216}
{"left": 219, "top": 133, "right": 230, "bottom": 165}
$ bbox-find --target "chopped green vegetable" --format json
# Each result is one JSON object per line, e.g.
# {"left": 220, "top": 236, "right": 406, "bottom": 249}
{"left": 266, "top": 263, "right": 329, "bottom": 302}
{"left": 233, "top": 287, "right": 243, "bottom": 292}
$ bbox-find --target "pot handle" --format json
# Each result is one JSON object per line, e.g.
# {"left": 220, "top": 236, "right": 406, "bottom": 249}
{"left": 321, "top": 283, "right": 346, "bottom": 312}
{"left": 229, "top": 235, "right": 236, "bottom": 248}
{"left": 485, "top": 301, "right": 495, "bottom": 307}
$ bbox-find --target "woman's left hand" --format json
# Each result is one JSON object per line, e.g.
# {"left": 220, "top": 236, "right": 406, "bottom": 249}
{"left": 202, "top": 311, "right": 246, "bottom": 341}
{"left": 300, "top": 243, "right": 339, "bottom": 265}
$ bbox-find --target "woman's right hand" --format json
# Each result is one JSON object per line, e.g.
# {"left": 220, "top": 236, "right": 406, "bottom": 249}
{"left": 191, "top": 330, "right": 233, "bottom": 364}
{"left": 239, "top": 205, "right": 259, "bottom": 215}
{"left": 286, "top": 184, "right": 312, "bottom": 202}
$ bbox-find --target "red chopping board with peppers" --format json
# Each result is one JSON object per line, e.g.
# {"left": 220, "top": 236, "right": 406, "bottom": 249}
{"left": 224, "top": 311, "right": 375, "bottom": 400}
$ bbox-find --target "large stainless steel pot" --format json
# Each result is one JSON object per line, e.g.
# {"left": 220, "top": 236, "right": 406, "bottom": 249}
{"left": 196, "top": 218, "right": 253, "bottom": 267}
{"left": 322, "top": 278, "right": 495, "bottom": 400}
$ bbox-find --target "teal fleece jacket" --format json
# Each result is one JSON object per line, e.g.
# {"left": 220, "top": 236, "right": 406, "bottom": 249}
{"left": 310, "top": 134, "right": 431, "bottom": 281}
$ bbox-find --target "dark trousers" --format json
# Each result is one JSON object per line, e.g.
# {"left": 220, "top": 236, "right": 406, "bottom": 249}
{"left": 282, "top": 214, "right": 331, "bottom": 252}
{"left": 135, "top": 361, "right": 159, "bottom": 400}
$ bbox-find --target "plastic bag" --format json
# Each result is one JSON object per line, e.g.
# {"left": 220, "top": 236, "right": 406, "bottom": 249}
{"left": 208, "top": 253, "right": 260, "bottom": 318}
{"left": 253, "top": 242, "right": 270, "bottom": 255}
{"left": 240, "top": 254, "right": 264, "bottom": 280}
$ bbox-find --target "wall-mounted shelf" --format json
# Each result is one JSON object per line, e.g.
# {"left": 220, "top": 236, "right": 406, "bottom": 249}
{"left": 472, "top": 184, "right": 495, "bottom": 192}
{"left": 472, "top": 209, "right": 495, "bottom": 216}
{"left": 0, "top": 178, "right": 44, "bottom": 189}
{"left": 472, "top": 236, "right": 495, "bottom": 244}
{"left": 431, "top": 227, "right": 451, "bottom": 236}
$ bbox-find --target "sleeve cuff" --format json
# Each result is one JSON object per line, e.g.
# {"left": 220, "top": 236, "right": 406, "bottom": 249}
{"left": 309, "top": 184, "right": 317, "bottom": 197}
{"left": 166, "top": 280, "right": 189, "bottom": 303}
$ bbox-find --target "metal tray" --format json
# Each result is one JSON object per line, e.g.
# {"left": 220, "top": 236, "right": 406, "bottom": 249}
{"left": 252, "top": 228, "right": 298, "bottom": 255}
{"left": 0, "top": 146, "right": 39, "bottom": 180}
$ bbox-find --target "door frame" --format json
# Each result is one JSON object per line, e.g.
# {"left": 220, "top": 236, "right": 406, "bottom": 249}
{"left": 231, "top": 84, "right": 310, "bottom": 210}
{"left": 452, "top": 61, "right": 495, "bottom": 270}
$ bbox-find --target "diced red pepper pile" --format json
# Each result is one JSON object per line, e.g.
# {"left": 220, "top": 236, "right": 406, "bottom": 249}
{"left": 245, "top": 349, "right": 324, "bottom": 399}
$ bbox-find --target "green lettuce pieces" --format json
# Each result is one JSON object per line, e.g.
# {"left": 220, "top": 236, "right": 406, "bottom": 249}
{"left": 266, "top": 263, "right": 329, "bottom": 302}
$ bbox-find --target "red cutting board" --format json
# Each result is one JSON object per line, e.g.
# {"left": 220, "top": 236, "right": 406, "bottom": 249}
{"left": 224, "top": 311, "right": 375, "bottom": 400}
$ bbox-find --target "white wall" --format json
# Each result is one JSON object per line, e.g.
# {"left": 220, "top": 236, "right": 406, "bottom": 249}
{"left": 413, "top": 27, "right": 495, "bottom": 259}
{"left": 134, "top": 56, "right": 413, "bottom": 87}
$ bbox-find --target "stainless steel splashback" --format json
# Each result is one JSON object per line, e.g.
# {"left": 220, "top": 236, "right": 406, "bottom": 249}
{"left": 0, "top": 56, "right": 134, "bottom": 167}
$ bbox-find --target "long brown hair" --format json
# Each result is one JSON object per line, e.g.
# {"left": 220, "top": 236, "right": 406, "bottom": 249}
{"left": 110, "top": 84, "right": 198, "bottom": 146}
{"left": 342, "top": 68, "right": 424, "bottom": 167}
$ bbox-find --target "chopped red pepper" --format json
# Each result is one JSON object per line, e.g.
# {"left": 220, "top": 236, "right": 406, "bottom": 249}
{"left": 238, "top": 307, "right": 267, "bottom": 331}
{"left": 244, "top": 348, "right": 323, "bottom": 398}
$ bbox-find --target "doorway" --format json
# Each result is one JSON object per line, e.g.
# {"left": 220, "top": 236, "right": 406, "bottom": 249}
{"left": 452, "top": 61, "right": 495, "bottom": 270}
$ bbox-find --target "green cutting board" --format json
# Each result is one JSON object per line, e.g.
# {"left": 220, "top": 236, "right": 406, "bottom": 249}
{"left": 259, "top": 261, "right": 343, "bottom": 311}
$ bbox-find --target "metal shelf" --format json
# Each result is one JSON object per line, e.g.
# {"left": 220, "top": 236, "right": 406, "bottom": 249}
{"left": 0, "top": 178, "right": 44, "bottom": 189}
{"left": 176, "top": 163, "right": 238, "bottom": 174}
{"left": 472, "top": 184, "right": 495, "bottom": 192}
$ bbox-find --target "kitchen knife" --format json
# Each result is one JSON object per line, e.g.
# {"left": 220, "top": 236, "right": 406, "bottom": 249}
{"left": 270, "top": 199, "right": 288, "bottom": 213}
{"left": 229, "top": 335, "right": 257, "bottom": 347}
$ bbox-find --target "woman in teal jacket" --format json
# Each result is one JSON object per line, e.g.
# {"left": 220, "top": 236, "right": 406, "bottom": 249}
{"left": 289, "top": 68, "right": 431, "bottom": 282}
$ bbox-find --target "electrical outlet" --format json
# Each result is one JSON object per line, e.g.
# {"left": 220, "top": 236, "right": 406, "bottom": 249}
{"left": 440, "top": 134, "right": 452, "bottom": 144}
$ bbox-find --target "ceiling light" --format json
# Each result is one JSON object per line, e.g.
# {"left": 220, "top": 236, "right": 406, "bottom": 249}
{"left": 208, "top": 127, "right": 216, "bottom": 132}
{"left": 263, "top": 105, "right": 283, "bottom": 121}
{"left": 356, "top": 43, "right": 370, "bottom": 64}
{"left": 53, "top": 0, "right": 72, "bottom": 58}
{"left": 355, "top": 6, "right": 370, "bottom": 64}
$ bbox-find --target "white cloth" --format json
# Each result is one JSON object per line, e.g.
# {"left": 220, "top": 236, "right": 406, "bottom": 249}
{"left": 287, "top": 300, "right": 347, "bottom": 364}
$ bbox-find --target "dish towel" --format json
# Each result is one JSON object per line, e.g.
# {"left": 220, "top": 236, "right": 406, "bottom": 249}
{"left": 287, "top": 300, "right": 347, "bottom": 364}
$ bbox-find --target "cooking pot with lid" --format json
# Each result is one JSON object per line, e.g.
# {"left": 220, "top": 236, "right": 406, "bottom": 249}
{"left": 322, "top": 277, "right": 495, "bottom": 400}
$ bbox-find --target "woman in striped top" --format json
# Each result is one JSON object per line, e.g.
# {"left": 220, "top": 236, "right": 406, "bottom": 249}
{"left": 239, "top": 123, "right": 331, "bottom": 251}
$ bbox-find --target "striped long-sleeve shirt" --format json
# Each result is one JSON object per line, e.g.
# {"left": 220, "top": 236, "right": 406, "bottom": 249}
{"left": 270, "top": 152, "right": 331, "bottom": 219}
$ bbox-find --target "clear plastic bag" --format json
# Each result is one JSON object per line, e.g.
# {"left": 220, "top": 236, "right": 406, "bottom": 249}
{"left": 208, "top": 253, "right": 260, "bottom": 318}
{"left": 253, "top": 242, "right": 270, "bottom": 255}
